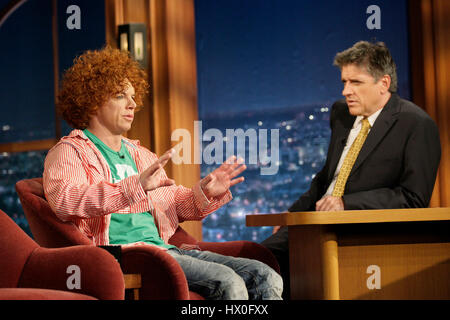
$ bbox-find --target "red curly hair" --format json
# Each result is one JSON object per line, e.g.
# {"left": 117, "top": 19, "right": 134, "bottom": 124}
{"left": 57, "top": 46, "right": 148, "bottom": 129}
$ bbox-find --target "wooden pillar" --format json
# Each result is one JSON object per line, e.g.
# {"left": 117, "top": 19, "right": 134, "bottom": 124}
{"left": 409, "top": 0, "right": 450, "bottom": 207}
{"left": 163, "top": 0, "right": 202, "bottom": 239}
{"left": 289, "top": 226, "right": 340, "bottom": 299}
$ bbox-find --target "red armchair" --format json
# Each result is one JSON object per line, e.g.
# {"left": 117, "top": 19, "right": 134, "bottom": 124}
{"left": 15, "top": 178, "right": 280, "bottom": 300}
{"left": 0, "top": 209, "right": 124, "bottom": 300}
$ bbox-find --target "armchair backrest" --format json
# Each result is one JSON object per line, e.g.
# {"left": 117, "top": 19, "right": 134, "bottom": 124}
{"left": 0, "top": 209, "right": 38, "bottom": 288}
{"left": 15, "top": 178, "right": 92, "bottom": 248}
{"left": 168, "top": 225, "right": 200, "bottom": 247}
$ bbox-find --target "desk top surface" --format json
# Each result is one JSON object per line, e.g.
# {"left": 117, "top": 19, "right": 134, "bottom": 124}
{"left": 246, "top": 207, "right": 450, "bottom": 227}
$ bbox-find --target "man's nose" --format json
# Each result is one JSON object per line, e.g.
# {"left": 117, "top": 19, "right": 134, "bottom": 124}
{"left": 342, "top": 83, "right": 352, "bottom": 96}
{"left": 127, "top": 97, "right": 137, "bottom": 109}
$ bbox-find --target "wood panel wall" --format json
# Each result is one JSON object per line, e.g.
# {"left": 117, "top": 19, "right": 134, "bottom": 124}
{"left": 409, "top": 0, "right": 450, "bottom": 207}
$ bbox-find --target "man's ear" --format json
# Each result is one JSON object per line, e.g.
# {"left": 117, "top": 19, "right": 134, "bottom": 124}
{"left": 379, "top": 74, "right": 391, "bottom": 94}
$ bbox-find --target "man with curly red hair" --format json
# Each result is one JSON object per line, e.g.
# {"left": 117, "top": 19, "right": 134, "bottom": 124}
{"left": 43, "top": 47, "right": 282, "bottom": 300}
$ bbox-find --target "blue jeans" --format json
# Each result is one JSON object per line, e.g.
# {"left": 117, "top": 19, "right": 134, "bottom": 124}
{"left": 166, "top": 248, "right": 283, "bottom": 300}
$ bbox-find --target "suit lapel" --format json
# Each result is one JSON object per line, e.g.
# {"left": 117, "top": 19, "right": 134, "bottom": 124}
{"left": 350, "top": 94, "right": 400, "bottom": 175}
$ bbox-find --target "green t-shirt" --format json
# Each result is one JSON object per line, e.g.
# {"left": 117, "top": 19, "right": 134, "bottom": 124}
{"left": 84, "top": 129, "right": 174, "bottom": 249}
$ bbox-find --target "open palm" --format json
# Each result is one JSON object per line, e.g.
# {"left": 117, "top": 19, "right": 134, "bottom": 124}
{"left": 200, "top": 156, "right": 247, "bottom": 199}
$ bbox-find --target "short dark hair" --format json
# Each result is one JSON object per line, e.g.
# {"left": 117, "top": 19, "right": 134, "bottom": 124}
{"left": 333, "top": 41, "right": 398, "bottom": 93}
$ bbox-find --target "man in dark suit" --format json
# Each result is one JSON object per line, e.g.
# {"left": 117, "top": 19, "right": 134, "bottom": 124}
{"left": 261, "top": 41, "right": 441, "bottom": 299}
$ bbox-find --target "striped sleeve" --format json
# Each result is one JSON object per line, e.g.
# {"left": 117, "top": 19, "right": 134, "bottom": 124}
{"left": 175, "top": 182, "right": 232, "bottom": 222}
{"left": 43, "top": 142, "right": 149, "bottom": 222}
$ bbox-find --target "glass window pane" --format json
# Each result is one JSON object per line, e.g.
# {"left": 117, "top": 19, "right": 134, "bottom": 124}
{"left": 0, "top": 150, "right": 48, "bottom": 236}
{"left": 0, "top": 0, "right": 55, "bottom": 143}
{"left": 195, "top": 0, "right": 411, "bottom": 242}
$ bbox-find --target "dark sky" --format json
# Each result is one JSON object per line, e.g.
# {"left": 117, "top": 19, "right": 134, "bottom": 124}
{"left": 194, "top": 0, "right": 410, "bottom": 117}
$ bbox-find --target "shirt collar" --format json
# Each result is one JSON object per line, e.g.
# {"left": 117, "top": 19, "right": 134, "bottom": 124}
{"left": 353, "top": 107, "right": 383, "bottom": 129}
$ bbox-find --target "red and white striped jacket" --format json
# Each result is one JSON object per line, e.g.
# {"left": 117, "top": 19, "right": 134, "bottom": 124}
{"left": 43, "top": 129, "right": 232, "bottom": 246}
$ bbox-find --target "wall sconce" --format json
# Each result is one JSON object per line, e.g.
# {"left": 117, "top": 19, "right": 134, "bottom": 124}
{"left": 118, "top": 23, "right": 147, "bottom": 69}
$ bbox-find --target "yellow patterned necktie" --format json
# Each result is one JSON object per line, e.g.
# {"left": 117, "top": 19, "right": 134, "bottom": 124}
{"left": 332, "top": 118, "right": 371, "bottom": 197}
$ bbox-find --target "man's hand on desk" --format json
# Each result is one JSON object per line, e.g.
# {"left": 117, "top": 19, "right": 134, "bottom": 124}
{"left": 315, "top": 196, "right": 344, "bottom": 211}
{"left": 272, "top": 196, "right": 344, "bottom": 234}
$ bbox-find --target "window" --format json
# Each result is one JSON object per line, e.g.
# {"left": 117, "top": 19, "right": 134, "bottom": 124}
{"left": 195, "top": 0, "right": 411, "bottom": 242}
{"left": 0, "top": 150, "right": 48, "bottom": 236}
{"left": 0, "top": 0, "right": 105, "bottom": 234}
{"left": 0, "top": 0, "right": 55, "bottom": 144}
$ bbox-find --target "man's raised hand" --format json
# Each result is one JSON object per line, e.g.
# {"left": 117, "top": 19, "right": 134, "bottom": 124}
{"left": 139, "top": 148, "right": 175, "bottom": 192}
{"left": 200, "top": 156, "right": 247, "bottom": 199}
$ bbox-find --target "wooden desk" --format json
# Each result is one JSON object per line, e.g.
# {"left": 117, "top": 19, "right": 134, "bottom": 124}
{"left": 246, "top": 208, "right": 450, "bottom": 300}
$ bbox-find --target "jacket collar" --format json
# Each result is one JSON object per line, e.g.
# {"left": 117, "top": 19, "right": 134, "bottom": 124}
{"left": 65, "top": 129, "right": 141, "bottom": 150}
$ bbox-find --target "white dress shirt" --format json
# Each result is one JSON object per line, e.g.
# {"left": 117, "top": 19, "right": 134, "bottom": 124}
{"left": 324, "top": 108, "right": 383, "bottom": 197}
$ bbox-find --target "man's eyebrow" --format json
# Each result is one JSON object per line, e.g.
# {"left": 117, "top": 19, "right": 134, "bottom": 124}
{"left": 342, "top": 78, "right": 363, "bottom": 83}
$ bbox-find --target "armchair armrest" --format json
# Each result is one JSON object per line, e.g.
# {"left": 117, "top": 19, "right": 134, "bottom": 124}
{"left": 18, "top": 245, "right": 125, "bottom": 300}
{"left": 0, "top": 288, "right": 97, "bottom": 300}
{"left": 198, "top": 240, "right": 280, "bottom": 274}
{"left": 120, "top": 245, "right": 190, "bottom": 300}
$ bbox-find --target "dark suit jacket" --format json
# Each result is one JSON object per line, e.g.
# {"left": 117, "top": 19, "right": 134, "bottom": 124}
{"left": 289, "top": 93, "right": 441, "bottom": 211}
